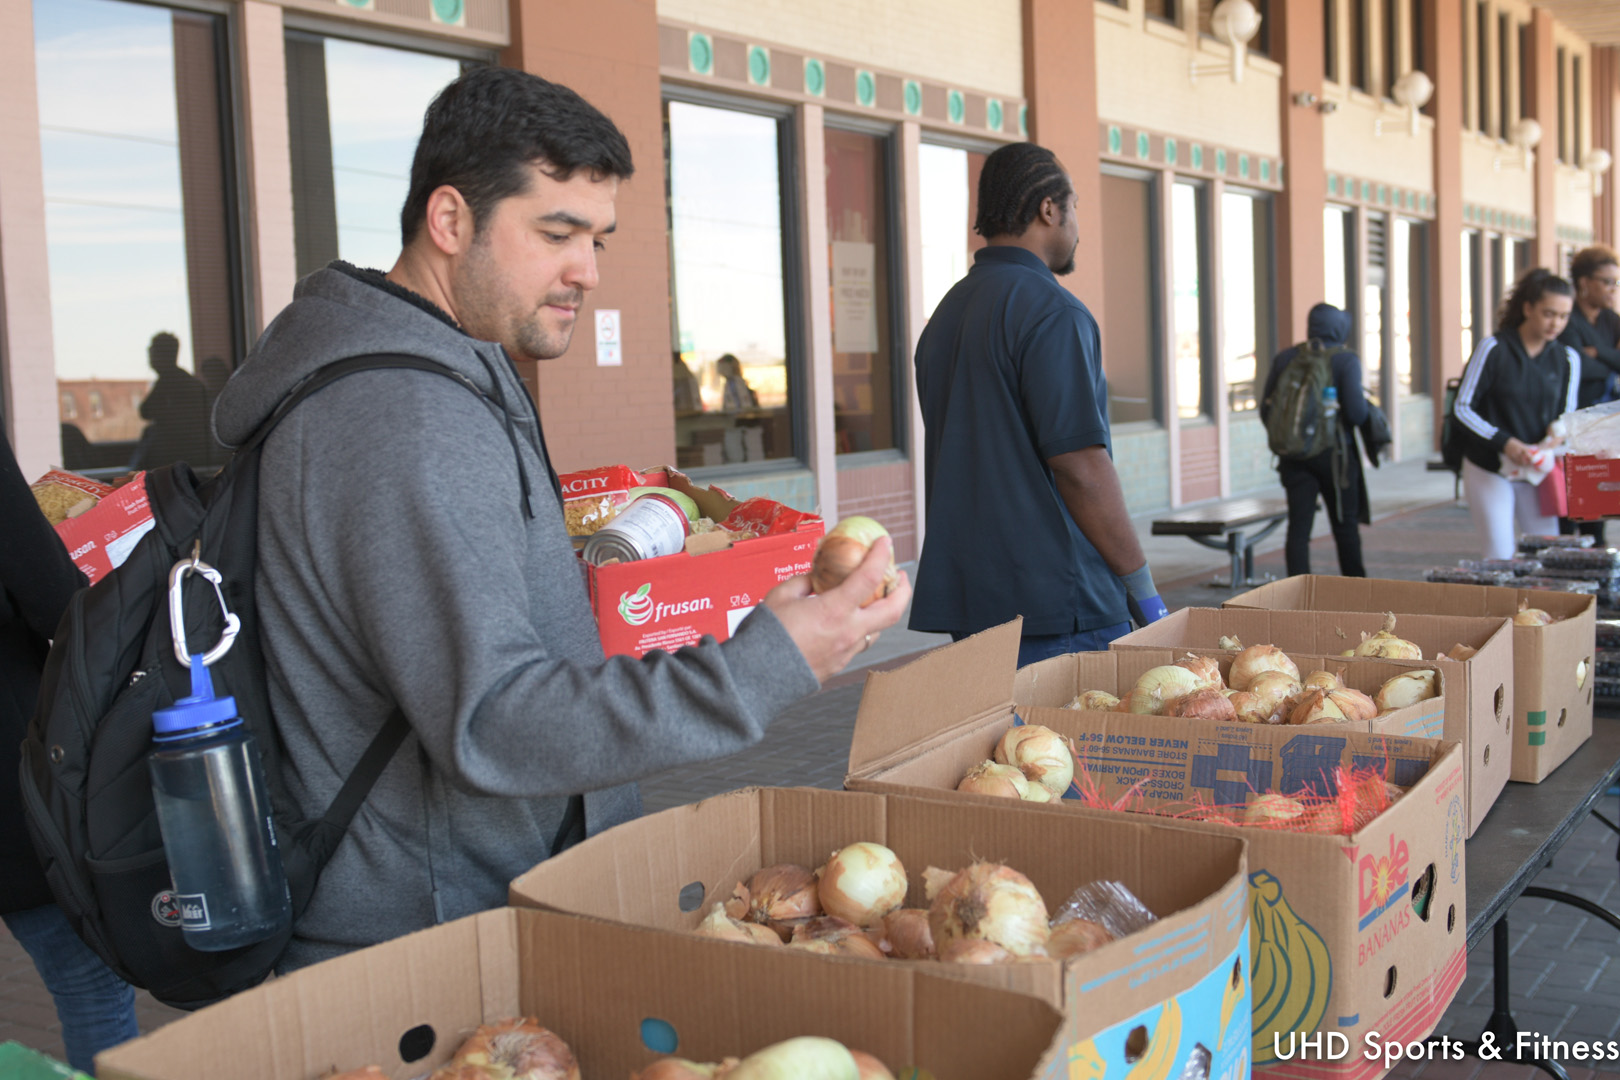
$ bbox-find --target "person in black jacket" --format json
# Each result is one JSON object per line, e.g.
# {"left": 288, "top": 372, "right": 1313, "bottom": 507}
{"left": 1454, "top": 269, "right": 1580, "bottom": 559}
{"left": 1, "top": 418, "right": 138, "bottom": 1072}
{"left": 1260, "top": 303, "right": 1370, "bottom": 577}
{"left": 1557, "top": 247, "right": 1620, "bottom": 541}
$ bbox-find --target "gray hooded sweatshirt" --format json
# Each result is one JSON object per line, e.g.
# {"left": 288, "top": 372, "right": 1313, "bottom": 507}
{"left": 214, "top": 264, "right": 819, "bottom": 971}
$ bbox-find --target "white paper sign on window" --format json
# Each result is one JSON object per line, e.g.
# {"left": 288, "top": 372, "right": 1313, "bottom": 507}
{"left": 831, "top": 241, "right": 877, "bottom": 354}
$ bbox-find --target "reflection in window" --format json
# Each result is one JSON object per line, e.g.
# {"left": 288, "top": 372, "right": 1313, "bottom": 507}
{"left": 825, "top": 128, "right": 896, "bottom": 454}
{"left": 1221, "top": 191, "right": 1272, "bottom": 414}
{"left": 1099, "top": 171, "right": 1159, "bottom": 424}
{"left": 1324, "top": 206, "right": 1352, "bottom": 312}
{"left": 286, "top": 34, "right": 465, "bottom": 276}
{"left": 1391, "top": 218, "right": 1428, "bottom": 396}
{"left": 1172, "top": 183, "right": 1207, "bottom": 420}
{"left": 665, "top": 100, "right": 794, "bottom": 468}
{"left": 1460, "top": 231, "right": 1475, "bottom": 360}
{"left": 36, "top": 0, "right": 237, "bottom": 476}
{"left": 917, "top": 144, "right": 986, "bottom": 320}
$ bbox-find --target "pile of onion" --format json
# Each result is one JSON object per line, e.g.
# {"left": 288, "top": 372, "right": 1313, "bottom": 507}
{"left": 1245, "top": 669, "right": 1301, "bottom": 722}
{"left": 958, "top": 760, "right": 1040, "bottom": 800}
{"left": 1353, "top": 613, "right": 1424, "bottom": 659}
{"left": 1446, "top": 643, "right": 1478, "bottom": 661}
{"left": 1165, "top": 687, "right": 1236, "bottom": 722}
{"left": 1374, "top": 669, "right": 1438, "bottom": 712}
{"left": 994, "top": 724, "right": 1077, "bottom": 796}
{"left": 696, "top": 902, "right": 783, "bottom": 947}
{"left": 788, "top": 916, "right": 885, "bottom": 960}
{"left": 1066, "top": 690, "right": 1121, "bottom": 711}
{"left": 1288, "top": 685, "right": 1376, "bottom": 725}
{"left": 435, "top": 1018, "right": 581, "bottom": 1080}
{"left": 724, "top": 864, "right": 821, "bottom": 941}
{"left": 1513, "top": 603, "right": 1557, "bottom": 627}
{"left": 1124, "top": 664, "right": 1203, "bottom": 714}
{"left": 876, "top": 908, "right": 936, "bottom": 959}
{"left": 818, "top": 843, "right": 908, "bottom": 927}
{"left": 809, "top": 516, "right": 898, "bottom": 605}
{"left": 926, "top": 862, "right": 1050, "bottom": 958}
{"left": 1244, "top": 793, "right": 1306, "bottom": 825}
{"left": 1174, "top": 654, "right": 1226, "bottom": 691}
{"left": 1228, "top": 645, "right": 1300, "bottom": 691}
{"left": 635, "top": 1037, "right": 893, "bottom": 1080}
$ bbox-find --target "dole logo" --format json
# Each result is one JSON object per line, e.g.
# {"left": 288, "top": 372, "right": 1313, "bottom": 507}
{"left": 619, "top": 583, "right": 654, "bottom": 625}
{"left": 1354, "top": 834, "right": 1410, "bottom": 928}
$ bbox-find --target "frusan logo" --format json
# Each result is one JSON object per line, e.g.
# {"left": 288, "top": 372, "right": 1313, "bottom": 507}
{"left": 617, "top": 584, "right": 715, "bottom": 627}
{"left": 1353, "top": 834, "right": 1411, "bottom": 930}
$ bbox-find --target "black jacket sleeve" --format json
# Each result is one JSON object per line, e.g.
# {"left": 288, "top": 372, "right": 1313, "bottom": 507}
{"left": 0, "top": 417, "right": 86, "bottom": 639}
{"left": 1332, "top": 349, "right": 1371, "bottom": 427}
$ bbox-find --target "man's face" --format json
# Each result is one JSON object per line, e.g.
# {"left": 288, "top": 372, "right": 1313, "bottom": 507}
{"left": 451, "top": 164, "right": 619, "bottom": 361}
{"left": 1524, "top": 292, "right": 1573, "bottom": 342}
{"left": 1580, "top": 264, "right": 1620, "bottom": 310}
{"left": 1048, "top": 187, "right": 1080, "bottom": 277}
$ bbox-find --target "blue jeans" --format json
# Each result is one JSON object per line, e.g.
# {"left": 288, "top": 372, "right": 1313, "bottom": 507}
{"left": 3, "top": 903, "right": 139, "bottom": 1075}
{"left": 954, "top": 622, "right": 1133, "bottom": 668}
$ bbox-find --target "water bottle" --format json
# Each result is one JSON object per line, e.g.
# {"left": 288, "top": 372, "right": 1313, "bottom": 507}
{"left": 148, "top": 654, "right": 291, "bottom": 951}
{"left": 1322, "top": 384, "right": 1339, "bottom": 427}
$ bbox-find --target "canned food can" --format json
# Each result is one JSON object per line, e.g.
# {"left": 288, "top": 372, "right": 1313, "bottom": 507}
{"left": 582, "top": 494, "right": 691, "bottom": 565}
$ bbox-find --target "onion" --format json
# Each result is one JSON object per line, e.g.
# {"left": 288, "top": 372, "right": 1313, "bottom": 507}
{"left": 1375, "top": 669, "right": 1437, "bottom": 712}
{"left": 928, "top": 863, "right": 1050, "bottom": 957}
{"left": 880, "top": 908, "right": 936, "bottom": 959}
{"left": 1226, "top": 691, "right": 1274, "bottom": 724}
{"left": 810, "top": 517, "right": 897, "bottom": 605}
{"left": 994, "top": 724, "right": 1077, "bottom": 796}
{"left": 695, "top": 902, "right": 783, "bottom": 947}
{"left": 1578, "top": 658, "right": 1590, "bottom": 690}
{"left": 448, "top": 1018, "right": 580, "bottom": 1080}
{"left": 1165, "top": 687, "right": 1237, "bottom": 721}
{"left": 1067, "top": 690, "right": 1121, "bottom": 711}
{"left": 958, "top": 760, "right": 1030, "bottom": 800}
{"left": 1353, "top": 614, "right": 1424, "bottom": 659}
{"left": 788, "top": 916, "right": 887, "bottom": 960}
{"left": 818, "top": 843, "right": 907, "bottom": 927}
{"left": 1219, "top": 635, "right": 1244, "bottom": 651}
{"left": 1513, "top": 606, "right": 1555, "bottom": 626}
{"left": 727, "top": 1037, "right": 860, "bottom": 1080}
{"left": 1289, "top": 688, "right": 1347, "bottom": 725}
{"left": 938, "top": 938, "right": 1016, "bottom": 964}
{"left": 1248, "top": 671, "right": 1301, "bottom": 716}
{"left": 1175, "top": 654, "right": 1225, "bottom": 690}
{"left": 1330, "top": 687, "right": 1379, "bottom": 722}
{"left": 330, "top": 1071, "right": 391, "bottom": 1080}
{"left": 1244, "top": 794, "right": 1306, "bottom": 825}
{"left": 1021, "top": 783, "right": 1055, "bottom": 803}
{"left": 633, "top": 1061, "right": 727, "bottom": 1080}
{"left": 1302, "top": 669, "right": 1341, "bottom": 691}
{"left": 1228, "top": 645, "right": 1300, "bottom": 691}
{"left": 1047, "top": 918, "right": 1114, "bottom": 959}
{"left": 1125, "top": 665, "right": 1203, "bottom": 714}
{"left": 851, "top": 1051, "right": 896, "bottom": 1080}
{"left": 1447, "top": 643, "right": 1478, "bottom": 661}
{"left": 726, "top": 865, "right": 820, "bottom": 939}
{"left": 921, "top": 866, "right": 957, "bottom": 902}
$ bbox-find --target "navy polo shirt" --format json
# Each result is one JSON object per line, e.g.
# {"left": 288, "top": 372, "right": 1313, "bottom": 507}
{"left": 909, "top": 245, "right": 1126, "bottom": 637}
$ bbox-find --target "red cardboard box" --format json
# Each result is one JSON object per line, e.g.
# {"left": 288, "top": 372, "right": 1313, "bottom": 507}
{"left": 1564, "top": 455, "right": 1620, "bottom": 520}
{"left": 53, "top": 473, "right": 153, "bottom": 585}
{"left": 563, "top": 466, "right": 824, "bottom": 657}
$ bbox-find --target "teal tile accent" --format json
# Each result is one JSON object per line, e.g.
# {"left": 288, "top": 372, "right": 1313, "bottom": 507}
{"left": 856, "top": 70, "right": 876, "bottom": 107}
{"left": 1215, "top": 148, "right": 1227, "bottom": 173}
{"left": 430, "top": 0, "right": 463, "bottom": 22}
{"left": 1136, "top": 131, "right": 1150, "bottom": 159}
{"left": 1238, "top": 153, "right": 1250, "bottom": 178}
{"left": 1165, "top": 138, "right": 1177, "bottom": 165}
{"left": 1328, "top": 174, "right": 1339, "bottom": 195}
{"left": 1191, "top": 143, "right": 1204, "bottom": 169}
{"left": 1276, "top": 161, "right": 1284, "bottom": 186}
{"left": 1259, "top": 159, "right": 1270, "bottom": 182}
{"left": 1019, "top": 105, "right": 1028, "bottom": 136}
{"left": 947, "top": 89, "right": 965, "bottom": 124}
{"left": 689, "top": 33, "right": 713, "bottom": 75}
{"left": 1378, "top": 184, "right": 1388, "bottom": 204}
{"left": 805, "top": 58, "right": 826, "bottom": 97}
{"left": 1108, "top": 125, "right": 1122, "bottom": 154}
{"left": 987, "top": 98, "right": 1003, "bottom": 131}
{"left": 902, "top": 79, "right": 920, "bottom": 113}
{"left": 747, "top": 45, "right": 770, "bottom": 86}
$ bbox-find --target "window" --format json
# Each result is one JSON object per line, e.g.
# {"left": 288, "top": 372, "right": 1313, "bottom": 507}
{"left": 1557, "top": 46, "right": 1568, "bottom": 162}
{"left": 1099, "top": 171, "right": 1160, "bottom": 425}
{"left": 1460, "top": 230, "right": 1478, "bottom": 360}
{"left": 1411, "top": 0, "right": 1425, "bottom": 83}
{"left": 1390, "top": 218, "right": 1428, "bottom": 396}
{"left": 1324, "top": 205, "right": 1354, "bottom": 311}
{"left": 1519, "top": 24, "right": 1532, "bottom": 132}
{"left": 1146, "top": 0, "right": 1177, "bottom": 24}
{"left": 1172, "top": 182, "right": 1210, "bottom": 421}
{"left": 285, "top": 33, "right": 468, "bottom": 277}
{"left": 1488, "top": 233, "right": 1507, "bottom": 318}
{"left": 1574, "top": 55, "right": 1584, "bottom": 166}
{"left": 1498, "top": 13, "right": 1511, "bottom": 141}
{"left": 1382, "top": 0, "right": 1398, "bottom": 99}
{"left": 665, "top": 98, "right": 797, "bottom": 468}
{"left": 1325, "top": 0, "right": 1339, "bottom": 82}
{"left": 1221, "top": 191, "right": 1273, "bottom": 414}
{"left": 60, "top": 393, "right": 77, "bottom": 420}
{"left": 917, "top": 144, "right": 986, "bottom": 321}
{"left": 36, "top": 0, "right": 242, "bottom": 476}
{"left": 1364, "top": 213, "right": 1386, "bottom": 405}
{"left": 824, "top": 126, "right": 901, "bottom": 455}
{"left": 1477, "top": 3, "right": 1489, "bottom": 136}
{"left": 1350, "top": 0, "right": 1370, "bottom": 93}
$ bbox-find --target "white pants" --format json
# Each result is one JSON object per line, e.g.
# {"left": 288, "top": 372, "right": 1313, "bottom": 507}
{"left": 1462, "top": 458, "right": 1559, "bottom": 560}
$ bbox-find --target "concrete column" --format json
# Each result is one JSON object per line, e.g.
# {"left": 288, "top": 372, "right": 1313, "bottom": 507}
{"left": 0, "top": 0, "right": 58, "bottom": 477}
{"left": 1429, "top": 0, "right": 1465, "bottom": 443}
{"left": 1021, "top": 0, "right": 1103, "bottom": 316}
{"left": 1271, "top": 0, "right": 1326, "bottom": 349}
{"left": 1527, "top": 9, "right": 1558, "bottom": 269}
{"left": 795, "top": 103, "right": 839, "bottom": 522}
{"left": 239, "top": 1, "right": 297, "bottom": 334}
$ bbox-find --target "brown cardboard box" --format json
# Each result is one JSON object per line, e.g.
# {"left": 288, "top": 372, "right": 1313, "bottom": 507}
{"left": 96, "top": 906, "right": 1070, "bottom": 1080}
{"left": 844, "top": 623, "right": 1470, "bottom": 1080}
{"left": 510, "top": 786, "right": 1253, "bottom": 1080}
{"left": 1013, "top": 649, "right": 1447, "bottom": 740}
{"left": 1223, "top": 576, "right": 1596, "bottom": 783}
{"left": 1111, "top": 608, "right": 1512, "bottom": 835}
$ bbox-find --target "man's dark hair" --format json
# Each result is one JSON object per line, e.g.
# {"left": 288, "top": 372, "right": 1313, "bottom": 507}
{"left": 401, "top": 66, "right": 635, "bottom": 246}
{"left": 974, "top": 142, "right": 1072, "bottom": 238}
{"left": 1570, "top": 245, "right": 1620, "bottom": 284}
{"left": 148, "top": 332, "right": 180, "bottom": 365}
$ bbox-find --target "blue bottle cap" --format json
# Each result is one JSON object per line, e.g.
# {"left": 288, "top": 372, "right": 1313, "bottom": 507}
{"left": 152, "top": 654, "right": 241, "bottom": 740}
{"left": 1324, "top": 386, "right": 1338, "bottom": 398}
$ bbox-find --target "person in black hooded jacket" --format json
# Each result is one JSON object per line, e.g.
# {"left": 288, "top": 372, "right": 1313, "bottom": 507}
{"left": 1, "top": 418, "right": 138, "bottom": 1072}
{"left": 1260, "top": 302, "right": 1371, "bottom": 578}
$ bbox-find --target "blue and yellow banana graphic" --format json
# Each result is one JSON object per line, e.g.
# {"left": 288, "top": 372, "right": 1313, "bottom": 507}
{"left": 1218, "top": 957, "right": 1246, "bottom": 1051}
{"left": 1124, "top": 999, "right": 1184, "bottom": 1080}
{"left": 1068, "top": 1036, "right": 1108, "bottom": 1080}
{"left": 1248, "top": 870, "right": 1333, "bottom": 1064}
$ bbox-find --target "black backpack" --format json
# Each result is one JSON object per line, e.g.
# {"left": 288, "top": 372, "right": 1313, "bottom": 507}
{"left": 1263, "top": 340, "right": 1345, "bottom": 461}
{"left": 19, "top": 354, "right": 487, "bottom": 1010}
{"left": 1440, "top": 376, "right": 1465, "bottom": 473}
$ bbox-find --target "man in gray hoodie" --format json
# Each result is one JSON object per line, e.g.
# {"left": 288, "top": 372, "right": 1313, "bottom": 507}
{"left": 213, "top": 67, "right": 908, "bottom": 971}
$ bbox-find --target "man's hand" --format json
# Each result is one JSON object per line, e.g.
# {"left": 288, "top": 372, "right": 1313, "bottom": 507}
{"left": 763, "top": 536, "right": 912, "bottom": 683}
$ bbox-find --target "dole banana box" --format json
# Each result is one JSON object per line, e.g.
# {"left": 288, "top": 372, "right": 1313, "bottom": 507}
{"left": 1111, "top": 608, "right": 1511, "bottom": 836}
{"left": 1224, "top": 576, "right": 1595, "bottom": 784}
{"left": 95, "top": 906, "right": 1071, "bottom": 1080}
{"left": 510, "top": 785, "right": 1253, "bottom": 1080}
{"left": 843, "top": 622, "right": 1468, "bottom": 1080}
{"left": 560, "top": 465, "right": 824, "bottom": 658}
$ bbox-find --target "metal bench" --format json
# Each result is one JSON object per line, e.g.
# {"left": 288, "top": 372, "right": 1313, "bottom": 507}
{"left": 1151, "top": 497, "right": 1290, "bottom": 588}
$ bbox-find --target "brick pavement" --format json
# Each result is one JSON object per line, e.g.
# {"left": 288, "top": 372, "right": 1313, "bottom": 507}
{"left": 4, "top": 497, "right": 1618, "bottom": 1077}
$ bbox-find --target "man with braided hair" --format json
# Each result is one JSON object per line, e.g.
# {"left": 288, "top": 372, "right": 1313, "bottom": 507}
{"left": 910, "top": 141, "right": 1167, "bottom": 666}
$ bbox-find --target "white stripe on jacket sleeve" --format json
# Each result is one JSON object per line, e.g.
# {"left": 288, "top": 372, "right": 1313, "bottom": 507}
{"left": 1565, "top": 345, "right": 1582, "bottom": 414}
{"left": 1454, "top": 336, "right": 1500, "bottom": 442}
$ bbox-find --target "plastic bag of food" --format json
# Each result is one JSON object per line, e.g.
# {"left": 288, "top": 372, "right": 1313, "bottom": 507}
{"left": 1520, "top": 533, "right": 1594, "bottom": 552}
{"left": 1460, "top": 557, "right": 1544, "bottom": 576}
{"left": 1423, "top": 566, "right": 1514, "bottom": 586}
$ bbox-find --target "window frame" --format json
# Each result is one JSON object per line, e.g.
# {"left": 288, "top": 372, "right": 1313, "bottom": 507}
{"left": 1218, "top": 184, "right": 1276, "bottom": 417}
{"left": 1171, "top": 177, "right": 1215, "bottom": 423}
{"left": 1100, "top": 162, "right": 1166, "bottom": 428}
{"left": 661, "top": 83, "right": 811, "bottom": 477}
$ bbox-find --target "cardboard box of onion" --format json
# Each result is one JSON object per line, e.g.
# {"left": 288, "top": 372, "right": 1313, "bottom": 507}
{"left": 94, "top": 905, "right": 1071, "bottom": 1080}
{"left": 1222, "top": 576, "right": 1595, "bottom": 784}
{"left": 510, "top": 786, "right": 1253, "bottom": 1080}
{"left": 1110, "top": 608, "right": 1512, "bottom": 837}
{"left": 842, "top": 621, "right": 1469, "bottom": 1080}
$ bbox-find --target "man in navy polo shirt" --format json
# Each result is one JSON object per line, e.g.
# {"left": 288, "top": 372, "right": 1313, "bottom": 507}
{"left": 910, "top": 142, "right": 1168, "bottom": 667}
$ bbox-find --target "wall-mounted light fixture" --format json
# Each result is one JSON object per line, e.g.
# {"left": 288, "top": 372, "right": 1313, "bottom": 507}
{"left": 1494, "top": 119, "right": 1542, "bottom": 171}
{"left": 1190, "top": 0, "right": 1263, "bottom": 84}
{"left": 1317, "top": 99, "right": 1339, "bottom": 115}
{"left": 1291, "top": 91, "right": 1319, "bottom": 108}
{"left": 1374, "top": 71, "right": 1434, "bottom": 137}
{"left": 1584, "top": 149, "right": 1614, "bottom": 197}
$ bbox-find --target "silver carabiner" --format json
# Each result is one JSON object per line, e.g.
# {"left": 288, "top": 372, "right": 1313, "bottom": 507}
{"left": 169, "top": 540, "right": 241, "bottom": 669}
